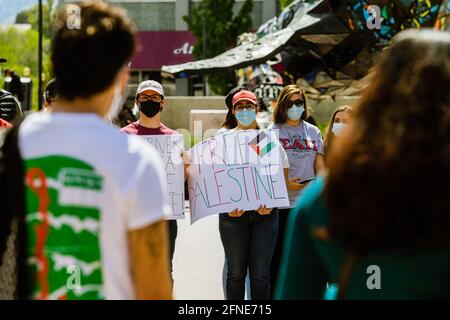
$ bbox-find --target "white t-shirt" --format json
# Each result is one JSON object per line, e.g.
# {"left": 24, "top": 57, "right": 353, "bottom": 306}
{"left": 19, "top": 112, "right": 169, "bottom": 300}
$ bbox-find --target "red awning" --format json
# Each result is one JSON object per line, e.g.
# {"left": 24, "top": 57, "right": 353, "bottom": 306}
{"left": 130, "top": 31, "right": 197, "bottom": 70}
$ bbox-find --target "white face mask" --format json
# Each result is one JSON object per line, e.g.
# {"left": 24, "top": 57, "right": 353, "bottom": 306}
{"left": 332, "top": 122, "right": 346, "bottom": 135}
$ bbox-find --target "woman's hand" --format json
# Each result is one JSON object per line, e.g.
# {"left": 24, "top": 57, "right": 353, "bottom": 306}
{"left": 228, "top": 209, "right": 245, "bottom": 218}
{"left": 257, "top": 205, "right": 273, "bottom": 215}
{"left": 287, "top": 178, "right": 307, "bottom": 191}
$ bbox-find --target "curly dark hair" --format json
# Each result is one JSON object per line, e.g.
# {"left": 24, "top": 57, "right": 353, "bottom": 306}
{"left": 51, "top": 1, "right": 136, "bottom": 100}
{"left": 325, "top": 29, "right": 450, "bottom": 255}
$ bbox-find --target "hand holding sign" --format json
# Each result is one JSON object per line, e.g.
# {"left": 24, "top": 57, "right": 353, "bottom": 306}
{"left": 257, "top": 204, "right": 272, "bottom": 215}
{"left": 187, "top": 130, "right": 289, "bottom": 224}
{"left": 228, "top": 209, "right": 245, "bottom": 218}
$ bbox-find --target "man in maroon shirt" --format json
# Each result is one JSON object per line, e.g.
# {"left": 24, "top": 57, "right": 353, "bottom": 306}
{"left": 121, "top": 80, "right": 180, "bottom": 285}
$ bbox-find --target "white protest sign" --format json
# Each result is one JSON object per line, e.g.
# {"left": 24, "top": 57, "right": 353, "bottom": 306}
{"left": 141, "top": 134, "right": 185, "bottom": 220}
{"left": 187, "top": 130, "right": 289, "bottom": 224}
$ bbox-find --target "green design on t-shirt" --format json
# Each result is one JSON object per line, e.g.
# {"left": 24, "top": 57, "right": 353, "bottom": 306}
{"left": 25, "top": 155, "right": 104, "bottom": 300}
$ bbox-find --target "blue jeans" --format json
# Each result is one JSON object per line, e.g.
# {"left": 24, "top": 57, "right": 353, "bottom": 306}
{"left": 219, "top": 209, "right": 279, "bottom": 300}
{"left": 222, "top": 261, "right": 252, "bottom": 300}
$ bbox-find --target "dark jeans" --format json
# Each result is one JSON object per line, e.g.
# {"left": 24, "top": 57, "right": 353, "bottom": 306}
{"left": 219, "top": 209, "right": 279, "bottom": 300}
{"left": 269, "top": 208, "right": 290, "bottom": 298}
{"left": 168, "top": 219, "right": 178, "bottom": 283}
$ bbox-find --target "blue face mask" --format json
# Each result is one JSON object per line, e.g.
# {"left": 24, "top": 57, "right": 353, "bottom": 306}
{"left": 236, "top": 109, "right": 256, "bottom": 127}
{"left": 332, "top": 122, "right": 346, "bottom": 135}
{"left": 287, "top": 104, "right": 305, "bottom": 120}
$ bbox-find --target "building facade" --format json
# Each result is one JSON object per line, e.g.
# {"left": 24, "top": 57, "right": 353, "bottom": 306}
{"left": 100, "top": 0, "right": 279, "bottom": 96}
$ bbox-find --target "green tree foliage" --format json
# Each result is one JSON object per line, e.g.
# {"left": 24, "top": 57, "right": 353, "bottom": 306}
{"left": 1, "top": 1, "right": 56, "bottom": 110}
{"left": 279, "top": 0, "right": 295, "bottom": 10}
{"left": 184, "top": 0, "right": 253, "bottom": 95}
{"left": 15, "top": 0, "right": 57, "bottom": 39}
{"left": 279, "top": 0, "right": 316, "bottom": 10}
{"left": 0, "top": 27, "right": 52, "bottom": 111}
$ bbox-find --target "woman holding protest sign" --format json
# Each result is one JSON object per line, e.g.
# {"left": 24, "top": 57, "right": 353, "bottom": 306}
{"left": 217, "top": 89, "right": 290, "bottom": 300}
{"left": 269, "top": 84, "right": 325, "bottom": 297}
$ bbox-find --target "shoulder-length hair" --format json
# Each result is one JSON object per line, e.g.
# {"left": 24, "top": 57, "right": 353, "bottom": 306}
{"left": 325, "top": 29, "right": 450, "bottom": 255}
{"left": 273, "top": 84, "right": 308, "bottom": 124}
{"left": 323, "top": 105, "right": 353, "bottom": 156}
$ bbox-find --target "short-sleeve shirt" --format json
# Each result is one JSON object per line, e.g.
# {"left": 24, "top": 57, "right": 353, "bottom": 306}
{"left": 270, "top": 121, "right": 324, "bottom": 207}
{"left": 19, "top": 112, "right": 169, "bottom": 300}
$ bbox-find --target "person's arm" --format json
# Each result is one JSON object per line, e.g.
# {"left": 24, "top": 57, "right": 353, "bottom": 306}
{"left": 274, "top": 185, "right": 328, "bottom": 299}
{"left": 314, "top": 128, "right": 326, "bottom": 174}
{"left": 128, "top": 220, "right": 172, "bottom": 299}
{"left": 314, "top": 153, "right": 325, "bottom": 174}
{"left": 182, "top": 151, "right": 190, "bottom": 182}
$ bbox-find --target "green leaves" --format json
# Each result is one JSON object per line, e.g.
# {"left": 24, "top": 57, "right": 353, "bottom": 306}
{"left": 279, "top": 0, "right": 295, "bottom": 10}
{"left": 14, "top": 0, "right": 57, "bottom": 39}
{"left": 0, "top": 0, "right": 57, "bottom": 110}
{"left": 183, "top": 0, "right": 254, "bottom": 95}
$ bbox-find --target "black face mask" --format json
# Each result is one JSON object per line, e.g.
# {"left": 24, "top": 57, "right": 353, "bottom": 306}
{"left": 139, "top": 100, "right": 161, "bottom": 118}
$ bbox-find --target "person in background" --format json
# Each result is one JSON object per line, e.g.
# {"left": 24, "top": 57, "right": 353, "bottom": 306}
{"left": 0, "top": 1, "right": 172, "bottom": 300}
{"left": 255, "top": 97, "right": 273, "bottom": 130}
{"left": 121, "top": 79, "right": 182, "bottom": 286}
{"left": 0, "top": 57, "right": 23, "bottom": 124}
{"left": 42, "top": 79, "right": 58, "bottom": 112}
{"left": 323, "top": 105, "right": 353, "bottom": 159}
{"left": 3, "top": 69, "right": 24, "bottom": 104}
{"left": 218, "top": 90, "right": 290, "bottom": 300}
{"left": 269, "top": 84, "right": 325, "bottom": 298}
{"left": 275, "top": 29, "right": 450, "bottom": 299}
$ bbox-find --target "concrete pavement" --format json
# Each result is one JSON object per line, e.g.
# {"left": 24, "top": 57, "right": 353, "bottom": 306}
{"left": 172, "top": 202, "right": 225, "bottom": 300}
